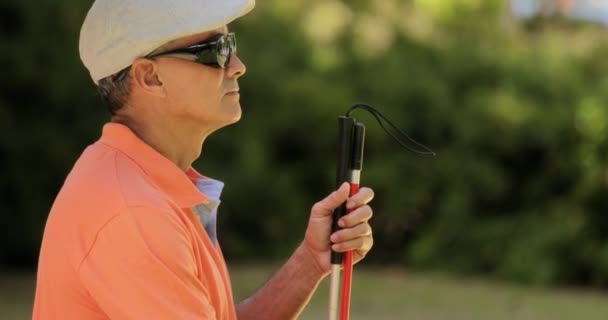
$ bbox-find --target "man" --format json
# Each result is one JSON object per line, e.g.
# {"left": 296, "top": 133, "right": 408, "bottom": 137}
{"left": 33, "top": 0, "right": 374, "bottom": 319}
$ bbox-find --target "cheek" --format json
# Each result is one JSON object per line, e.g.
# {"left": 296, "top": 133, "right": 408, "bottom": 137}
{"left": 196, "top": 76, "right": 223, "bottom": 101}
{"left": 165, "top": 67, "right": 224, "bottom": 110}
{"left": 185, "top": 67, "right": 224, "bottom": 103}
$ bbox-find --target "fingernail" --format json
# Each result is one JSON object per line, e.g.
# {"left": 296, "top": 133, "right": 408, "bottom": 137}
{"left": 338, "top": 219, "right": 345, "bottom": 227}
{"left": 330, "top": 234, "right": 337, "bottom": 242}
{"left": 332, "top": 244, "right": 339, "bottom": 251}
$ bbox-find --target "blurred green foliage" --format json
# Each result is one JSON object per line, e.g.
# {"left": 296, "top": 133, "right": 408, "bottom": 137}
{"left": 2, "top": 0, "right": 608, "bottom": 287}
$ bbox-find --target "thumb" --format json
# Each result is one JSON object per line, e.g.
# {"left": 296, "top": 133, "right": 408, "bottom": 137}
{"left": 311, "top": 182, "right": 350, "bottom": 217}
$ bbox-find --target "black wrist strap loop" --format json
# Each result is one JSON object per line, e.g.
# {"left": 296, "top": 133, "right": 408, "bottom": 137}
{"left": 346, "top": 103, "right": 436, "bottom": 156}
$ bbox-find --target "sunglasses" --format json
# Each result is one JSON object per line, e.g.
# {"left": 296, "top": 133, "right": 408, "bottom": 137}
{"left": 113, "top": 32, "right": 237, "bottom": 81}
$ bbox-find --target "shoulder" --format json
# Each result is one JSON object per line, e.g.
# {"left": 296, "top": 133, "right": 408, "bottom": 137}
{"left": 55, "top": 140, "right": 172, "bottom": 216}
{"left": 43, "top": 141, "right": 179, "bottom": 266}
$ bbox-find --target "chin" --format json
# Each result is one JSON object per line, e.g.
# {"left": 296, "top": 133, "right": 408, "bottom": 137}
{"left": 224, "top": 114, "right": 241, "bottom": 127}
{"left": 210, "top": 105, "right": 242, "bottom": 130}
{"left": 225, "top": 102, "right": 242, "bottom": 123}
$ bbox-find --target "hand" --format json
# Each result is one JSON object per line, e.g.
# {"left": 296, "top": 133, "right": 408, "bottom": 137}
{"left": 300, "top": 183, "right": 374, "bottom": 275}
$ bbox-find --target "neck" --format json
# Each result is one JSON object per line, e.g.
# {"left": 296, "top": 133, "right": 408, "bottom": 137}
{"left": 112, "top": 114, "right": 208, "bottom": 172}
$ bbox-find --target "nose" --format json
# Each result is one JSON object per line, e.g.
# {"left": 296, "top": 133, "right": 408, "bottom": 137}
{"left": 227, "top": 54, "right": 246, "bottom": 79}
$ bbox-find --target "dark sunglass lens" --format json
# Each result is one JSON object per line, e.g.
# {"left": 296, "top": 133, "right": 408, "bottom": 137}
{"left": 217, "top": 54, "right": 228, "bottom": 68}
{"left": 219, "top": 37, "right": 230, "bottom": 56}
{"left": 195, "top": 49, "right": 220, "bottom": 67}
{"left": 229, "top": 33, "right": 236, "bottom": 53}
{"left": 191, "top": 33, "right": 236, "bottom": 68}
{"left": 217, "top": 36, "right": 232, "bottom": 68}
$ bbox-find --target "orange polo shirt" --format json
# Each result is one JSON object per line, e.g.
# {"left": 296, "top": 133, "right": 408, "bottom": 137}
{"left": 33, "top": 123, "right": 236, "bottom": 320}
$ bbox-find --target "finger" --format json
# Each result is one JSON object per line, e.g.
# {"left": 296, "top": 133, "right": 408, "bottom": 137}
{"left": 331, "top": 234, "right": 373, "bottom": 254}
{"left": 338, "top": 205, "right": 373, "bottom": 228}
{"left": 353, "top": 239, "right": 374, "bottom": 263}
{"left": 310, "top": 183, "right": 350, "bottom": 217}
{"left": 346, "top": 187, "right": 375, "bottom": 210}
{"left": 331, "top": 223, "right": 372, "bottom": 243}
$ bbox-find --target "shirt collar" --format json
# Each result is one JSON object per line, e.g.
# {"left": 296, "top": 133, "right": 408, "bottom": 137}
{"left": 99, "top": 122, "right": 209, "bottom": 208}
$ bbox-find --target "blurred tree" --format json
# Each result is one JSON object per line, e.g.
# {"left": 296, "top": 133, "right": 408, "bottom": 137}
{"left": 2, "top": 0, "right": 608, "bottom": 288}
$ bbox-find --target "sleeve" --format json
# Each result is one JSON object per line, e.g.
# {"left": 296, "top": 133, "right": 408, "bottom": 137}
{"left": 78, "top": 206, "right": 217, "bottom": 320}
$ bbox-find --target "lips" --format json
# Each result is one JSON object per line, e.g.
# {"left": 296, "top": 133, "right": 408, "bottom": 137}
{"left": 225, "top": 88, "right": 239, "bottom": 95}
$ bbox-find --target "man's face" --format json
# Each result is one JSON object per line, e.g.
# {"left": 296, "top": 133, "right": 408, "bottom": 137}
{"left": 154, "top": 25, "right": 246, "bottom": 131}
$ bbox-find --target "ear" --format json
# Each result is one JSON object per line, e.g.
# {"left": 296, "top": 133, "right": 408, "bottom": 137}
{"left": 130, "top": 58, "right": 166, "bottom": 97}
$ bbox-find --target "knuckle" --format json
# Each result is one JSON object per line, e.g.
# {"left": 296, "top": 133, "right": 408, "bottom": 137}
{"left": 357, "top": 237, "right": 366, "bottom": 247}
{"left": 352, "top": 205, "right": 372, "bottom": 221}
{"left": 357, "top": 223, "right": 368, "bottom": 233}
{"left": 351, "top": 205, "right": 363, "bottom": 214}
{"left": 341, "top": 230, "right": 353, "bottom": 241}
{"left": 362, "top": 205, "right": 372, "bottom": 214}
{"left": 311, "top": 202, "right": 324, "bottom": 212}
{"left": 351, "top": 206, "right": 365, "bottom": 217}
{"left": 330, "top": 190, "right": 340, "bottom": 199}
{"left": 361, "top": 187, "right": 374, "bottom": 198}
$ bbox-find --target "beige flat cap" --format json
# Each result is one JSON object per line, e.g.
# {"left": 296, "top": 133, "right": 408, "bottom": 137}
{"left": 79, "top": 0, "right": 255, "bottom": 84}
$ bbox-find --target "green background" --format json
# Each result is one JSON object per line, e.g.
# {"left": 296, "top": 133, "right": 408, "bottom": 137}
{"left": 3, "top": 0, "right": 608, "bottom": 290}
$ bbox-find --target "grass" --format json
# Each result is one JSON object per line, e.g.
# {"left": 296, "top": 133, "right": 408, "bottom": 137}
{"left": 0, "top": 270, "right": 36, "bottom": 320}
{"left": 3, "top": 265, "right": 608, "bottom": 319}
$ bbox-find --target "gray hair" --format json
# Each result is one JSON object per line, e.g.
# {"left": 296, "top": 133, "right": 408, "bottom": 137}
{"left": 97, "top": 71, "right": 132, "bottom": 115}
